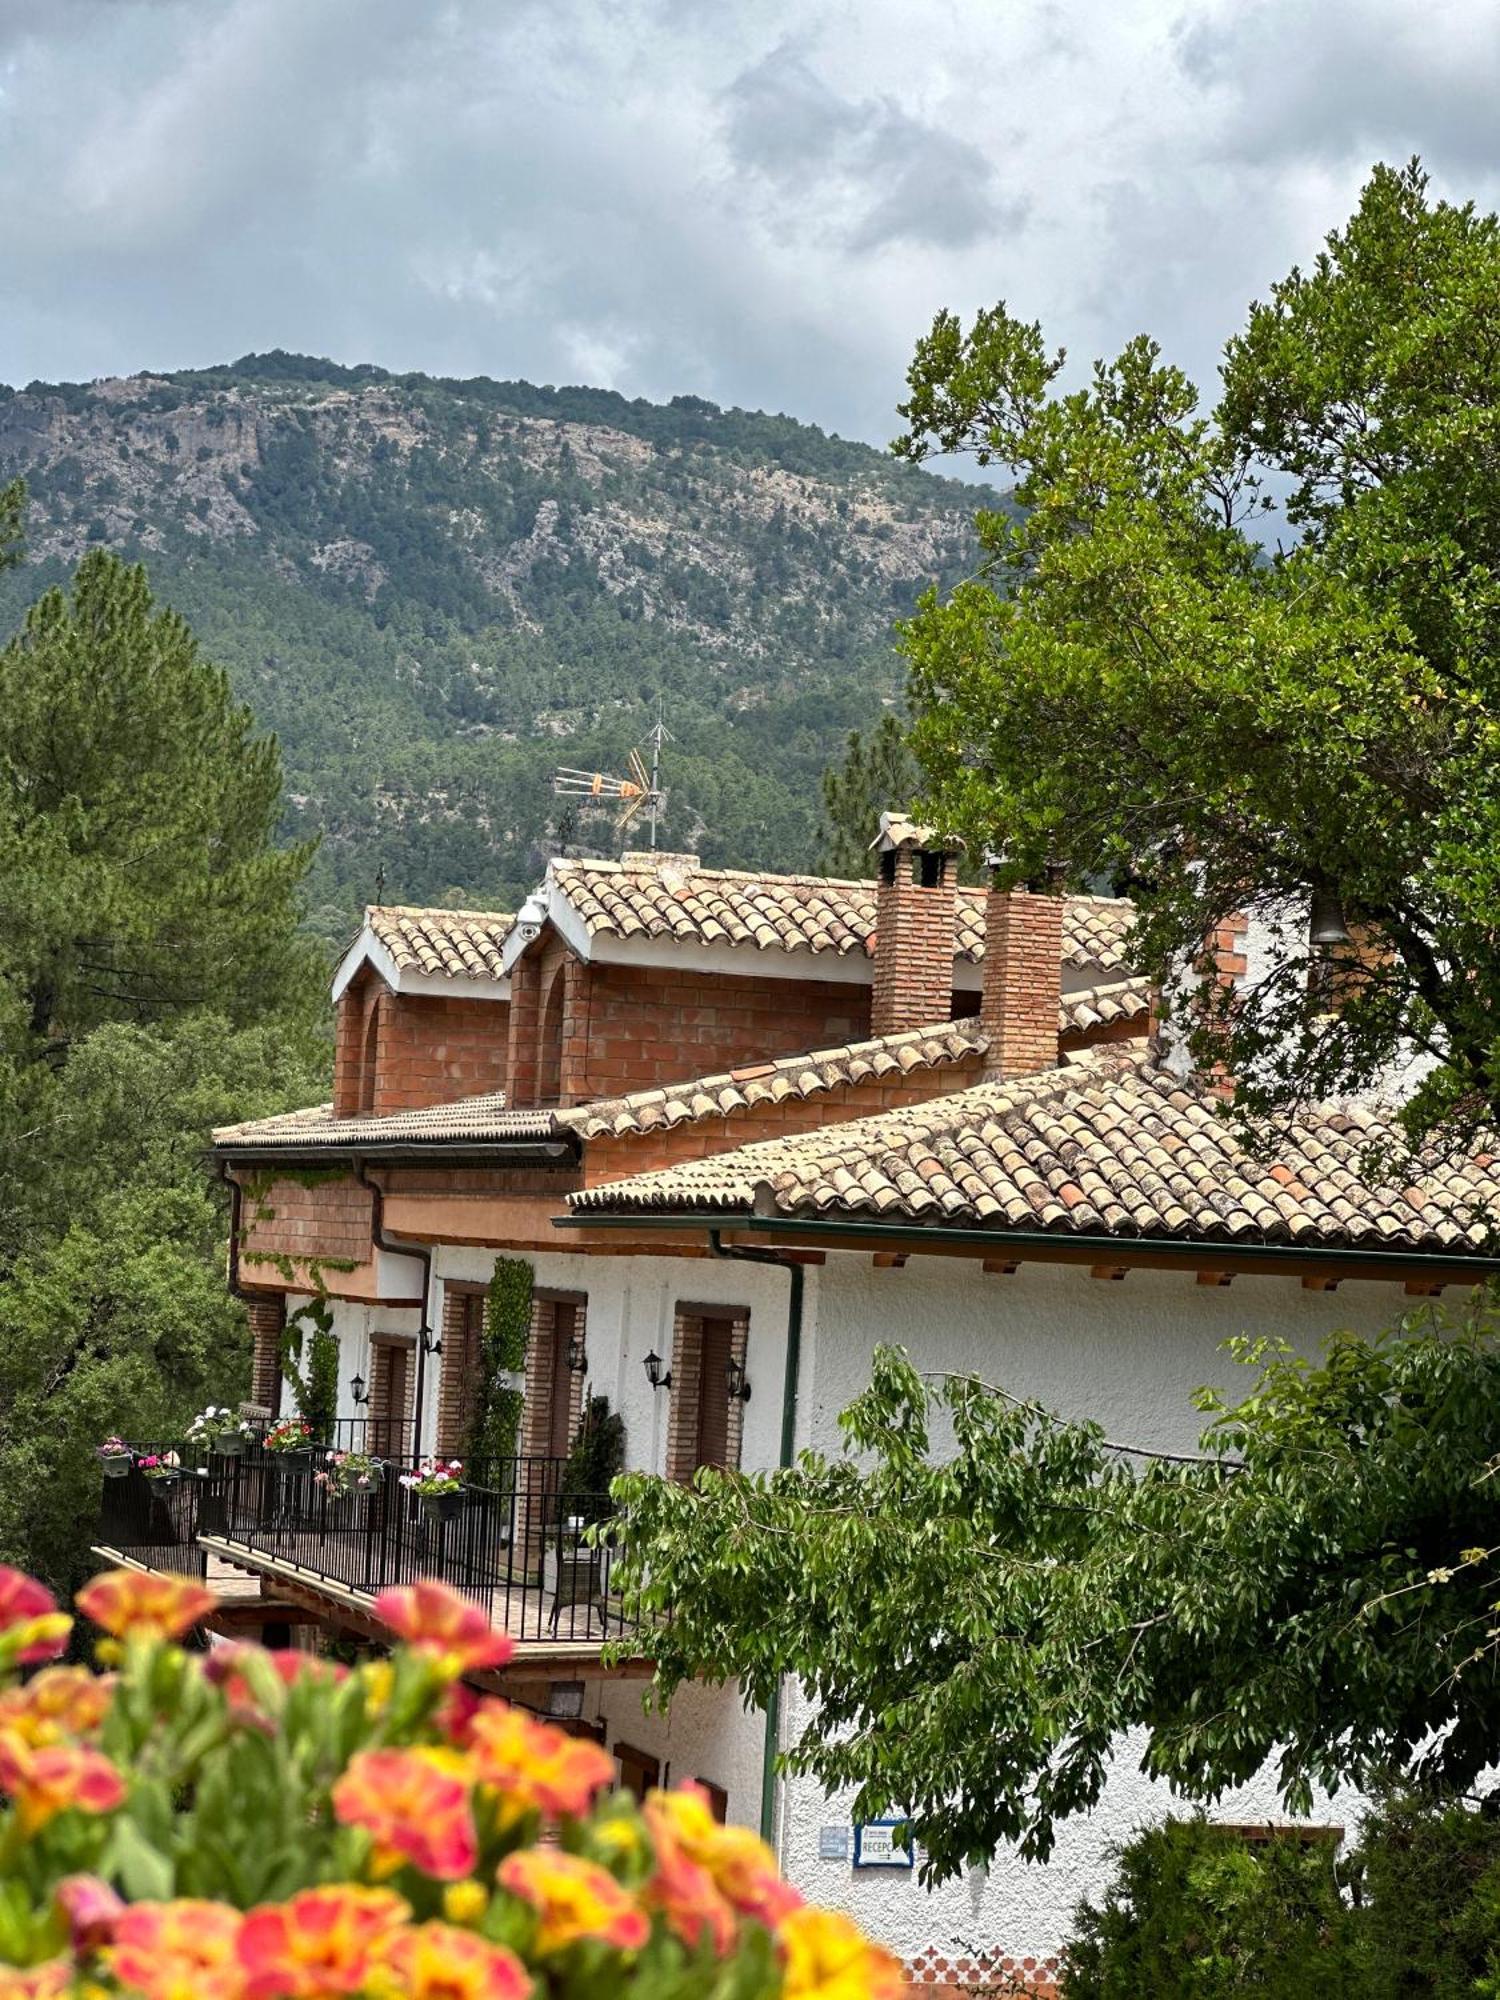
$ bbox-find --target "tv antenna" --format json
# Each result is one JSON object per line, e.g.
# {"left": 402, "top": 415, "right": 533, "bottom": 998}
{"left": 554, "top": 702, "right": 673, "bottom": 850}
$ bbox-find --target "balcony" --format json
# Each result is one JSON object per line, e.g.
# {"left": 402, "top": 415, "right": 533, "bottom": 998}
{"left": 94, "top": 1441, "right": 633, "bottom": 1664}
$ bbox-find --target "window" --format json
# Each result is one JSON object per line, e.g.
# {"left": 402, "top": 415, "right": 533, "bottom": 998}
{"left": 521, "top": 1293, "right": 588, "bottom": 1464}
{"left": 369, "top": 1337, "right": 414, "bottom": 1458}
{"left": 666, "top": 1304, "right": 750, "bottom": 1483}
{"left": 614, "top": 1742, "right": 660, "bottom": 1802}
{"left": 435, "top": 1287, "right": 488, "bottom": 1458}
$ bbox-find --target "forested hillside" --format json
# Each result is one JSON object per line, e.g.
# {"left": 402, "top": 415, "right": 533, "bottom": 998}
{"left": 0, "top": 354, "right": 989, "bottom": 941}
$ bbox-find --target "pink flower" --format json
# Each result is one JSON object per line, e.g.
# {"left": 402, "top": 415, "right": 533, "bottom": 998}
{"left": 373, "top": 1580, "right": 514, "bottom": 1675}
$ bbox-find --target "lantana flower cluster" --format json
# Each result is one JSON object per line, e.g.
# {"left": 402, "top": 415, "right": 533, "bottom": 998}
{"left": 0, "top": 1563, "right": 900, "bottom": 1999}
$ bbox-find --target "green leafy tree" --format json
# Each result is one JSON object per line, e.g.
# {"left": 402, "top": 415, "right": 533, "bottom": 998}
{"left": 895, "top": 160, "right": 1500, "bottom": 1145}
{"left": 0, "top": 506, "right": 326, "bottom": 1591}
{"left": 612, "top": 1312, "right": 1500, "bottom": 1883}
{"left": 0, "top": 546, "right": 317, "bottom": 1071}
{"left": 818, "top": 714, "right": 919, "bottom": 875}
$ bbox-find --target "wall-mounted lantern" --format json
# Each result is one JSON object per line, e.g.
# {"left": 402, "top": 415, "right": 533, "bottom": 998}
{"left": 643, "top": 1351, "right": 672, "bottom": 1392}
{"left": 566, "top": 1329, "right": 588, "bottom": 1375}
{"left": 350, "top": 1373, "right": 369, "bottom": 1407}
{"left": 725, "top": 1354, "right": 752, "bottom": 1404}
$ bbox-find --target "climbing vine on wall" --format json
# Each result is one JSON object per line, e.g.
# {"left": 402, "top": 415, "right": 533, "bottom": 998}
{"left": 280, "top": 1293, "right": 340, "bottom": 1443}
{"left": 466, "top": 1256, "right": 533, "bottom": 1472}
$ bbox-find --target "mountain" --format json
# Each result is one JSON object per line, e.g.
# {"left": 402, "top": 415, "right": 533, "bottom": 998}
{"left": 0, "top": 353, "right": 991, "bottom": 941}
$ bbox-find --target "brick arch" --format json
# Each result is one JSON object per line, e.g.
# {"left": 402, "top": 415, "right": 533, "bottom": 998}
{"left": 536, "top": 961, "right": 567, "bottom": 1107}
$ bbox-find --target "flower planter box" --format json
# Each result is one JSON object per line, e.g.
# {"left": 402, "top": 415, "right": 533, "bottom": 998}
{"left": 100, "top": 1456, "right": 131, "bottom": 1480}
{"left": 270, "top": 1448, "right": 313, "bottom": 1472}
{"left": 419, "top": 1489, "right": 466, "bottom": 1525}
{"left": 208, "top": 1435, "right": 246, "bottom": 1458}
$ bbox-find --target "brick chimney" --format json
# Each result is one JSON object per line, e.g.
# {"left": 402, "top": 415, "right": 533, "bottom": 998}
{"left": 980, "top": 876, "right": 1065, "bottom": 1078}
{"left": 870, "top": 813, "right": 959, "bottom": 1037}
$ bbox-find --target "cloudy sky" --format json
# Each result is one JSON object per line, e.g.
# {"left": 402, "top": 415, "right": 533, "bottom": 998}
{"left": 1, "top": 0, "right": 1497, "bottom": 447}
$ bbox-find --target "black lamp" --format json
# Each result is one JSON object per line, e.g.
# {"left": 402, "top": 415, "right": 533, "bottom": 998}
{"left": 566, "top": 1329, "right": 588, "bottom": 1374}
{"left": 725, "top": 1354, "right": 752, "bottom": 1403}
{"left": 1309, "top": 888, "right": 1352, "bottom": 948}
{"left": 643, "top": 1351, "right": 672, "bottom": 1392}
{"left": 350, "top": 1373, "right": 369, "bottom": 1407}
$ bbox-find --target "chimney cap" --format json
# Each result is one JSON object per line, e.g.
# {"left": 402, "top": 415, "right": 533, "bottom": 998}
{"left": 870, "top": 811, "right": 963, "bottom": 856}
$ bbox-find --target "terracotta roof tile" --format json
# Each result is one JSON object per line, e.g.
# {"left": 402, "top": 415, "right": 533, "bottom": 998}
{"left": 367, "top": 905, "right": 514, "bottom": 982}
{"left": 569, "top": 1055, "right": 1500, "bottom": 1259}
{"left": 550, "top": 858, "right": 1135, "bottom": 974}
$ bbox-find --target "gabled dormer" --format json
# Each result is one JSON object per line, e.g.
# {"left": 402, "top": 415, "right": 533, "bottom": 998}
{"left": 330, "top": 906, "right": 513, "bottom": 1117}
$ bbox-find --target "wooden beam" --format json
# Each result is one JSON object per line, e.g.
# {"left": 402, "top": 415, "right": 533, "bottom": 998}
{"left": 981, "top": 1257, "right": 1019, "bottom": 1275}
{"left": 1301, "top": 1274, "right": 1341, "bottom": 1292}
{"left": 1196, "top": 1270, "right": 1233, "bottom": 1287}
{"left": 871, "top": 1252, "right": 907, "bottom": 1270}
{"left": 1090, "top": 1264, "right": 1128, "bottom": 1281}
{"left": 1404, "top": 1277, "right": 1446, "bottom": 1296}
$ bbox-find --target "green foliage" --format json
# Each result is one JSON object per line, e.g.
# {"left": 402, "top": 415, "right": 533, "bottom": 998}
{"left": 1349, "top": 1791, "right": 1500, "bottom": 1996}
{"left": 0, "top": 523, "right": 327, "bottom": 1595}
{"left": 818, "top": 714, "right": 919, "bottom": 876}
{"left": 0, "top": 547, "right": 319, "bottom": 1061}
{"left": 896, "top": 160, "right": 1500, "bottom": 1145}
{"left": 562, "top": 1396, "right": 627, "bottom": 1525}
{"left": 0, "top": 361, "right": 986, "bottom": 942}
{"left": 612, "top": 1307, "right": 1500, "bottom": 1882}
{"left": 1061, "top": 1820, "right": 1357, "bottom": 1998}
{"left": 467, "top": 1259, "right": 534, "bottom": 1470}
{"left": 280, "top": 1297, "right": 340, "bottom": 1443}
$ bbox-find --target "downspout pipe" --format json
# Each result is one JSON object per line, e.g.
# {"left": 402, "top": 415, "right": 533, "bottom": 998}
{"left": 354, "top": 1158, "right": 434, "bottom": 1461}
{"left": 216, "top": 1159, "right": 249, "bottom": 1300}
{"left": 708, "top": 1230, "right": 804, "bottom": 1849}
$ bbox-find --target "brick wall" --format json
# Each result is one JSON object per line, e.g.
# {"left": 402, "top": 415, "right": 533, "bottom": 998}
{"left": 246, "top": 1296, "right": 285, "bottom": 1414}
{"left": 554, "top": 961, "right": 871, "bottom": 1104}
{"left": 872, "top": 848, "right": 957, "bottom": 1036}
{"left": 238, "top": 1175, "right": 375, "bottom": 1270}
{"left": 981, "top": 888, "right": 1066, "bottom": 1080}
{"left": 665, "top": 1304, "right": 749, "bottom": 1482}
{"left": 333, "top": 972, "right": 510, "bottom": 1119}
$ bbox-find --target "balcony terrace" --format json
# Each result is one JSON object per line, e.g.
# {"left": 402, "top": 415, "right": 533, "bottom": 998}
{"left": 93, "top": 1440, "right": 642, "bottom": 1672}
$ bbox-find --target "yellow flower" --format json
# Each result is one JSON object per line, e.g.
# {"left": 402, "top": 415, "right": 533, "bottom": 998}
{"left": 779, "top": 1906, "right": 904, "bottom": 2000}
{"left": 496, "top": 1849, "right": 649, "bottom": 1956}
{"left": 442, "top": 1882, "right": 489, "bottom": 1928}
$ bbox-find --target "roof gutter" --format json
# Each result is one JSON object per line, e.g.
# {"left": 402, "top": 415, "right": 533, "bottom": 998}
{"left": 555, "top": 1210, "right": 1500, "bottom": 1277}
{"left": 706, "top": 1228, "right": 805, "bottom": 1850}
{"left": 214, "top": 1138, "right": 577, "bottom": 1168}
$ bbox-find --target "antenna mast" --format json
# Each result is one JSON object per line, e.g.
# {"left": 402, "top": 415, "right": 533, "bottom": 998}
{"left": 644, "top": 698, "right": 673, "bottom": 851}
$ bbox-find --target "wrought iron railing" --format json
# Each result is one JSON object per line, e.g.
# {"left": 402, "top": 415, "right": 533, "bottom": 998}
{"left": 97, "top": 1444, "right": 623, "bottom": 1643}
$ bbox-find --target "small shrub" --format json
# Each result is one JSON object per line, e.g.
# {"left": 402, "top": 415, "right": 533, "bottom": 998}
{"left": 563, "top": 1394, "right": 627, "bottom": 1524}
{"left": 1060, "top": 1818, "right": 1359, "bottom": 1999}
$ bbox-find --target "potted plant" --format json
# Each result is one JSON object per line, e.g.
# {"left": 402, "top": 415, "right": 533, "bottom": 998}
{"left": 263, "top": 1418, "right": 315, "bottom": 1469}
{"left": 400, "top": 1458, "right": 466, "bottom": 1524}
{"left": 316, "top": 1449, "right": 384, "bottom": 1500}
{"left": 136, "top": 1451, "right": 181, "bottom": 1485}
{"left": 187, "top": 1406, "right": 253, "bottom": 1458}
{"left": 96, "top": 1437, "right": 132, "bottom": 1479}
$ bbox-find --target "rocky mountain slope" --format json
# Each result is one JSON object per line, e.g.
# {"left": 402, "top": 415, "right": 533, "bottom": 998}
{"left": 0, "top": 354, "right": 989, "bottom": 937}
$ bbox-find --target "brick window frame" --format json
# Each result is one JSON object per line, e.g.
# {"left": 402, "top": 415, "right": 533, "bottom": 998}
{"left": 666, "top": 1303, "right": 750, "bottom": 1483}
{"left": 246, "top": 1296, "right": 285, "bottom": 1417}
{"left": 369, "top": 1335, "right": 416, "bottom": 1459}
{"left": 435, "top": 1284, "right": 488, "bottom": 1459}
{"left": 614, "top": 1741, "right": 661, "bottom": 1802}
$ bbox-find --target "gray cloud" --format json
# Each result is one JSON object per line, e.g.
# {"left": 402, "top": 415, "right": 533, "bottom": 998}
{"left": 0, "top": 0, "right": 1496, "bottom": 451}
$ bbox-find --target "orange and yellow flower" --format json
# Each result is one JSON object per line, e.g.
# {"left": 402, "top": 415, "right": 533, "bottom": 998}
{"left": 467, "top": 1702, "right": 615, "bottom": 1823}
{"left": 496, "top": 1849, "right": 649, "bottom": 1957}
{"left": 0, "top": 1730, "right": 124, "bottom": 1832}
{"left": 640, "top": 1793, "right": 737, "bottom": 1955}
{"left": 0, "top": 1567, "right": 70, "bottom": 1668}
{"left": 332, "top": 1748, "right": 478, "bottom": 1881}
{"left": 370, "top": 1922, "right": 531, "bottom": 2000}
{"left": 778, "top": 1905, "right": 904, "bottom": 2000}
{"left": 75, "top": 1569, "right": 214, "bottom": 1644}
{"left": 238, "top": 1887, "right": 408, "bottom": 2000}
{"left": 0, "top": 1667, "right": 112, "bottom": 1746}
{"left": 107, "top": 1899, "right": 245, "bottom": 2000}
{"left": 0, "top": 1958, "right": 74, "bottom": 1998}
{"left": 644, "top": 1784, "right": 801, "bottom": 1938}
{"left": 372, "top": 1580, "right": 515, "bottom": 1676}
